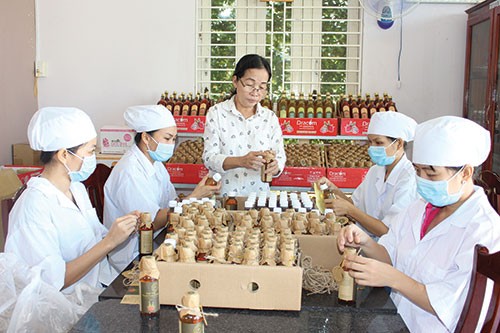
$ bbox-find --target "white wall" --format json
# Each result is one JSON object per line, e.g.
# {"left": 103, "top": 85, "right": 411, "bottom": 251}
{"left": 37, "top": 0, "right": 196, "bottom": 130}
{"left": 361, "top": 4, "right": 471, "bottom": 123}
{"left": 36, "top": 1, "right": 472, "bottom": 133}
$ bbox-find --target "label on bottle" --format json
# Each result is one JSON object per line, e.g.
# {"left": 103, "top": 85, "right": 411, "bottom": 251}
{"left": 298, "top": 107, "right": 305, "bottom": 118}
{"left": 140, "top": 230, "right": 153, "bottom": 254}
{"left": 316, "top": 107, "right": 323, "bottom": 118}
{"left": 199, "top": 103, "right": 207, "bottom": 116}
{"left": 182, "top": 105, "right": 190, "bottom": 116}
{"left": 173, "top": 105, "right": 181, "bottom": 116}
{"left": 140, "top": 279, "right": 159, "bottom": 315}
{"left": 166, "top": 104, "right": 173, "bottom": 111}
{"left": 325, "top": 107, "right": 333, "bottom": 118}
{"left": 369, "top": 107, "right": 377, "bottom": 116}
{"left": 280, "top": 108, "right": 288, "bottom": 118}
{"left": 179, "top": 321, "right": 204, "bottom": 333}
{"left": 307, "top": 107, "right": 315, "bottom": 118}
{"left": 388, "top": 106, "right": 396, "bottom": 111}
{"left": 351, "top": 107, "right": 360, "bottom": 118}
{"left": 288, "top": 107, "right": 296, "bottom": 118}
{"left": 190, "top": 105, "right": 199, "bottom": 116}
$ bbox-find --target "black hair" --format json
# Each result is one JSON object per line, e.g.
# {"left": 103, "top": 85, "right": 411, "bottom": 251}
{"left": 387, "top": 136, "right": 408, "bottom": 150}
{"left": 230, "top": 54, "right": 271, "bottom": 98}
{"left": 429, "top": 165, "right": 464, "bottom": 173}
{"left": 39, "top": 144, "right": 83, "bottom": 165}
{"left": 134, "top": 130, "right": 157, "bottom": 145}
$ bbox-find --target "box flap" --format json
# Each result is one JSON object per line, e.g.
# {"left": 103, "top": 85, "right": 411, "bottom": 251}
{"left": 0, "top": 169, "right": 23, "bottom": 200}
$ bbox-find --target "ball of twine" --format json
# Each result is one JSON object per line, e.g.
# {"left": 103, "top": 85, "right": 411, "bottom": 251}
{"left": 301, "top": 255, "right": 338, "bottom": 295}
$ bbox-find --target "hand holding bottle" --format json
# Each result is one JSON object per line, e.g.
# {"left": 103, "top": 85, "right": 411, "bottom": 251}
{"left": 240, "top": 151, "right": 265, "bottom": 171}
{"left": 190, "top": 175, "right": 221, "bottom": 198}
{"left": 337, "top": 223, "right": 369, "bottom": 252}
{"left": 106, "top": 211, "right": 141, "bottom": 248}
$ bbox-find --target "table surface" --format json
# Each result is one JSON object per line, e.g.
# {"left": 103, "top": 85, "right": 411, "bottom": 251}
{"left": 71, "top": 230, "right": 409, "bottom": 333}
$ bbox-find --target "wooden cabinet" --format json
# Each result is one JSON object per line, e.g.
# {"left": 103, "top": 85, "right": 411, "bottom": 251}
{"left": 464, "top": 0, "right": 500, "bottom": 173}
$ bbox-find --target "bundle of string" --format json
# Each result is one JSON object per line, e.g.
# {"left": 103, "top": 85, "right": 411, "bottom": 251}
{"left": 122, "top": 261, "right": 141, "bottom": 287}
{"left": 301, "top": 255, "right": 338, "bottom": 295}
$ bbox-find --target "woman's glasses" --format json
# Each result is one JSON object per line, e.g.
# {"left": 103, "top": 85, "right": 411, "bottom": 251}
{"left": 239, "top": 79, "right": 268, "bottom": 93}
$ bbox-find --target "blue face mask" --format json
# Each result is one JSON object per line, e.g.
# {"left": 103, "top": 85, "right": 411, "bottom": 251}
{"left": 416, "top": 167, "right": 465, "bottom": 207}
{"left": 147, "top": 135, "right": 175, "bottom": 162}
{"left": 65, "top": 151, "right": 97, "bottom": 182}
{"left": 367, "top": 140, "right": 397, "bottom": 166}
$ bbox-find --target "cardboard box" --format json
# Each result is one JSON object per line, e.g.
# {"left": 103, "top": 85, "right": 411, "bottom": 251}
{"left": 279, "top": 118, "right": 338, "bottom": 136}
{"left": 100, "top": 126, "right": 136, "bottom": 154}
{"left": 0, "top": 169, "right": 23, "bottom": 252}
{"left": 296, "top": 234, "right": 342, "bottom": 270}
{"left": 327, "top": 167, "right": 369, "bottom": 188}
{"left": 2, "top": 165, "right": 44, "bottom": 185}
{"left": 174, "top": 115, "right": 206, "bottom": 133}
{"left": 12, "top": 143, "right": 42, "bottom": 166}
{"left": 158, "top": 262, "right": 303, "bottom": 311}
{"left": 165, "top": 163, "right": 208, "bottom": 184}
{"left": 96, "top": 152, "right": 123, "bottom": 168}
{"left": 271, "top": 166, "right": 326, "bottom": 187}
{"left": 339, "top": 118, "right": 370, "bottom": 136}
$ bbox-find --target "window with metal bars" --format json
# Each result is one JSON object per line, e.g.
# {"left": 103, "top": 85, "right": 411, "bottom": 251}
{"left": 196, "top": 0, "right": 362, "bottom": 101}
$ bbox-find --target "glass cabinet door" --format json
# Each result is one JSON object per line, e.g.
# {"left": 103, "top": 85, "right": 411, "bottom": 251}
{"left": 493, "top": 8, "right": 500, "bottom": 174}
{"left": 466, "top": 19, "right": 490, "bottom": 129}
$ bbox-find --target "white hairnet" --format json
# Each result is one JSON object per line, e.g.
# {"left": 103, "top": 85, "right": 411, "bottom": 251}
{"left": 28, "top": 107, "right": 97, "bottom": 151}
{"left": 124, "top": 105, "right": 176, "bottom": 132}
{"left": 367, "top": 111, "right": 417, "bottom": 142}
{"left": 413, "top": 116, "right": 491, "bottom": 167}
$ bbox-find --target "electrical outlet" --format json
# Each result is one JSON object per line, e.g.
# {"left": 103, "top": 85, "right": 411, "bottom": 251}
{"left": 35, "top": 61, "right": 47, "bottom": 77}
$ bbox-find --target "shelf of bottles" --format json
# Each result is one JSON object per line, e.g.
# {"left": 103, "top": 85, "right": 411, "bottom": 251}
{"left": 157, "top": 91, "right": 397, "bottom": 139}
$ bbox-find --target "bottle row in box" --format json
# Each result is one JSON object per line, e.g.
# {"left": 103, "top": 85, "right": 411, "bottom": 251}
{"left": 173, "top": 115, "right": 371, "bottom": 137}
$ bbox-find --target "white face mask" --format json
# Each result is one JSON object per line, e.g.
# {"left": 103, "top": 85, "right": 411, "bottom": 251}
{"left": 146, "top": 135, "right": 174, "bottom": 162}
{"left": 64, "top": 150, "right": 97, "bottom": 182}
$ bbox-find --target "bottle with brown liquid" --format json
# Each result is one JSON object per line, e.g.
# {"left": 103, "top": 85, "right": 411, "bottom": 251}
{"left": 173, "top": 93, "right": 182, "bottom": 116}
{"left": 338, "top": 247, "right": 357, "bottom": 306}
{"left": 377, "top": 100, "right": 387, "bottom": 112}
{"left": 199, "top": 93, "right": 209, "bottom": 116}
{"left": 261, "top": 93, "right": 272, "bottom": 110}
{"left": 225, "top": 191, "right": 238, "bottom": 210}
{"left": 341, "top": 97, "right": 351, "bottom": 118}
{"left": 288, "top": 92, "right": 297, "bottom": 118}
{"left": 178, "top": 291, "right": 204, "bottom": 333}
{"left": 166, "top": 92, "right": 176, "bottom": 112}
{"left": 297, "top": 92, "right": 306, "bottom": 118}
{"left": 368, "top": 99, "right": 378, "bottom": 118}
{"left": 139, "top": 256, "right": 160, "bottom": 318}
{"left": 315, "top": 94, "right": 324, "bottom": 118}
{"left": 139, "top": 212, "right": 154, "bottom": 257}
{"left": 306, "top": 94, "right": 315, "bottom": 118}
{"left": 205, "top": 173, "right": 221, "bottom": 186}
{"left": 278, "top": 91, "right": 288, "bottom": 118}
{"left": 181, "top": 93, "right": 191, "bottom": 116}
{"left": 350, "top": 98, "right": 360, "bottom": 118}
{"left": 157, "top": 92, "right": 168, "bottom": 108}
{"left": 324, "top": 92, "right": 334, "bottom": 118}
{"left": 190, "top": 93, "right": 200, "bottom": 116}
{"left": 386, "top": 95, "right": 397, "bottom": 111}
{"left": 359, "top": 99, "right": 369, "bottom": 119}
{"left": 320, "top": 183, "right": 335, "bottom": 200}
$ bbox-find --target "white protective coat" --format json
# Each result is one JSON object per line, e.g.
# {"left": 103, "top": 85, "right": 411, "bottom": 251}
{"left": 103, "top": 144, "right": 176, "bottom": 282}
{"left": 5, "top": 177, "right": 110, "bottom": 294}
{"left": 378, "top": 186, "right": 500, "bottom": 332}
{"left": 351, "top": 154, "right": 418, "bottom": 232}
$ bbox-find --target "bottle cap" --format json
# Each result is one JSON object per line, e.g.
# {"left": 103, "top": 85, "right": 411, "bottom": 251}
{"left": 164, "top": 238, "right": 177, "bottom": 249}
{"left": 168, "top": 200, "right": 178, "bottom": 208}
{"left": 320, "top": 183, "right": 329, "bottom": 191}
{"left": 174, "top": 206, "right": 183, "bottom": 214}
{"left": 324, "top": 208, "right": 334, "bottom": 214}
{"left": 273, "top": 207, "right": 282, "bottom": 213}
{"left": 298, "top": 207, "right": 307, "bottom": 213}
{"left": 212, "top": 173, "right": 222, "bottom": 182}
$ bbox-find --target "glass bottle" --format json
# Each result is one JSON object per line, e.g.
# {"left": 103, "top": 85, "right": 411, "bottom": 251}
{"left": 324, "top": 92, "right": 334, "bottom": 118}
{"left": 338, "top": 247, "right": 357, "bottom": 306}
{"left": 190, "top": 93, "right": 200, "bottom": 116}
{"left": 350, "top": 97, "right": 360, "bottom": 118}
{"left": 139, "top": 212, "right": 154, "bottom": 257}
{"left": 157, "top": 92, "right": 168, "bottom": 108}
{"left": 199, "top": 93, "right": 209, "bottom": 116}
{"left": 205, "top": 173, "right": 221, "bottom": 186}
{"left": 181, "top": 93, "right": 191, "bottom": 116}
{"left": 320, "top": 183, "right": 335, "bottom": 200}
{"left": 306, "top": 94, "right": 315, "bottom": 118}
{"left": 278, "top": 91, "right": 288, "bottom": 118}
{"left": 261, "top": 150, "right": 275, "bottom": 183}
{"left": 359, "top": 99, "right": 369, "bottom": 119}
{"left": 261, "top": 92, "right": 272, "bottom": 110}
{"left": 341, "top": 97, "right": 351, "bottom": 118}
{"left": 288, "top": 92, "right": 297, "bottom": 118}
{"left": 173, "top": 93, "right": 182, "bottom": 116}
{"left": 178, "top": 291, "right": 204, "bottom": 333}
{"left": 297, "top": 92, "right": 306, "bottom": 118}
{"left": 166, "top": 92, "right": 176, "bottom": 112}
{"left": 368, "top": 100, "right": 378, "bottom": 118}
{"left": 225, "top": 191, "right": 238, "bottom": 210}
{"left": 139, "top": 256, "right": 160, "bottom": 318}
{"left": 386, "top": 95, "right": 397, "bottom": 111}
{"left": 315, "top": 94, "right": 324, "bottom": 118}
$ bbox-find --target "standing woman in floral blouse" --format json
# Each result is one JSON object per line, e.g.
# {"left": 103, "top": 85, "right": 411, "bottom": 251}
{"left": 203, "top": 54, "right": 286, "bottom": 195}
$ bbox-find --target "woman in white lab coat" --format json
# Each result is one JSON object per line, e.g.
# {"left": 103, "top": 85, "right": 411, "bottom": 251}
{"left": 318, "top": 111, "right": 418, "bottom": 237}
{"left": 338, "top": 116, "right": 500, "bottom": 332}
{"left": 103, "top": 105, "right": 220, "bottom": 278}
{"left": 5, "top": 107, "right": 139, "bottom": 293}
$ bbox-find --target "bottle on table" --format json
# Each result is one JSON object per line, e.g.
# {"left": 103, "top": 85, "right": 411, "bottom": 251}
{"left": 139, "top": 255, "right": 160, "bottom": 318}
{"left": 338, "top": 247, "right": 357, "bottom": 306}
{"left": 225, "top": 191, "right": 238, "bottom": 210}
{"left": 139, "top": 212, "right": 154, "bottom": 257}
{"left": 178, "top": 291, "right": 204, "bottom": 333}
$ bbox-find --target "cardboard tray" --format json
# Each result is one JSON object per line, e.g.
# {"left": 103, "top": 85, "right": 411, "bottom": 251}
{"left": 157, "top": 262, "right": 303, "bottom": 311}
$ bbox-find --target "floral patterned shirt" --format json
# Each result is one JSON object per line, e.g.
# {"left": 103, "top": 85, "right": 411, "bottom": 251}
{"left": 203, "top": 96, "right": 286, "bottom": 195}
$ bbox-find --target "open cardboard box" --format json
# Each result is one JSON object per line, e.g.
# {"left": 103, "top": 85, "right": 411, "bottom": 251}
{"left": 296, "top": 234, "right": 342, "bottom": 270}
{"left": 158, "top": 262, "right": 302, "bottom": 311}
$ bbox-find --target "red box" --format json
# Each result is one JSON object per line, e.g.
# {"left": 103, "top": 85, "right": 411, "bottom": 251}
{"left": 271, "top": 167, "right": 326, "bottom": 187}
{"left": 326, "top": 168, "right": 369, "bottom": 188}
{"left": 165, "top": 163, "right": 208, "bottom": 184}
{"left": 174, "top": 116, "right": 206, "bottom": 133}
{"left": 279, "top": 118, "right": 338, "bottom": 136}
{"left": 339, "top": 118, "right": 370, "bottom": 136}
{"left": 2, "top": 165, "right": 44, "bottom": 185}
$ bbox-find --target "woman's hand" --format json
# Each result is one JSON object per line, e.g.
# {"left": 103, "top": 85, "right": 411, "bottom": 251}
{"left": 264, "top": 158, "right": 280, "bottom": 176}
{"left": 190, "top": 175, "right": 222, "bottom": 198}
{"left": 337, "top": 224, "right": 370, "bottom": 252}
{"left": 326, "top": 197, "right": 355, "bottom": 216}
{"left": 106, "top": 212, "right": 141, "bottom": 249}
{"left": 344, "top": 254, "right": 397, "bottom": 288}
{"left": 240, "top": 151, "right": 265, "bottom": 171}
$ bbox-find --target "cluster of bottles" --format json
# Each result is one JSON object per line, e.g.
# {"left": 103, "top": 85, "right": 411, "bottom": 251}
{"left": 244, "top": 191, "right": 315, "bottom": 212}
{"left": 157, "top": 90, "right": 213, "bottom": 117}
{"left": 337, "top": 92, "right": 396, "bottom": 119}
